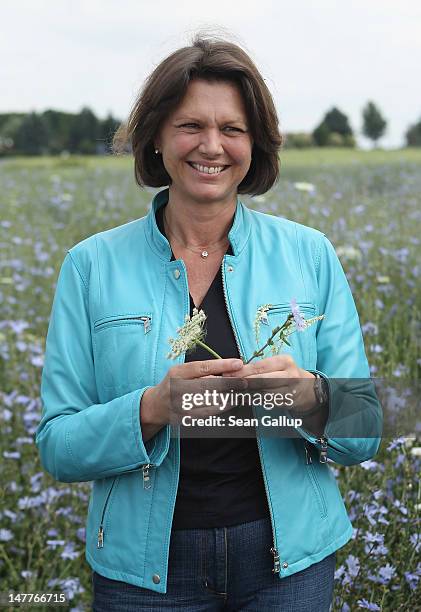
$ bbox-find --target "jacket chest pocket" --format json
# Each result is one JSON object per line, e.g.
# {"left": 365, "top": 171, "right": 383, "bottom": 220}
{"left": 93, "top": 314, "right": 152, "bottom": 390}
{"left": 262, "top": 302, "right": 317, "bottom": 369}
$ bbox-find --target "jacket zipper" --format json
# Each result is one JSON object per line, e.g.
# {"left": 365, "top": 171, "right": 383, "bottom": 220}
{"left": 95, "top": 315, "right": 151, "bottom": 334}
{"left": 316, "top": 435, "right": 328, "bottom": 463}
{"left": 304, "top": 440, "right": 313, "bottom": 465}
{"left": 97, "top": 462, "right": 154, "bottom": 548}
{"left": 303, "top": 441, "right": 328, "bottom": 517}
{"left": 142, "top": 463, "right": 153, "bottom": 489}
{"left": 221, "top": 260, "right": 281, "bottom": 574}
{"left": 97, "top": 477, "right": 118, "bottom": 548}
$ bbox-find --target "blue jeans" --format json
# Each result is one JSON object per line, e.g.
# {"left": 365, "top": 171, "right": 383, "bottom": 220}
{"left": 92, "top": 516, "right": 336, "bottom": 611}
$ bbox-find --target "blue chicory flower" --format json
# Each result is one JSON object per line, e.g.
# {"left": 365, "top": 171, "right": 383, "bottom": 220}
{"left": 290, "top": 298, "right": 306, "bottom": 331}
{"left": 404, "top": 571, "right": 419, "bottom": 590}
{"left": 0, "top": 529, "right": 13, "bottom": 542}
{"left": 357, "top": 599, "right": 381, "bottom": 611}
{"left": 345, "top": 554, "right": 360, "bottom": 578}
{"left": 409, "top": 533, "right": 420, "bottom": 554}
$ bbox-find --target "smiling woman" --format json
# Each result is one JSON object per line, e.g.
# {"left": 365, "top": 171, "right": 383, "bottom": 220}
{"left": 36, "top": 32, "right": 382, "bottom": 612}
{"left": 113, "top": 39, "right": 282, "bottom": 197}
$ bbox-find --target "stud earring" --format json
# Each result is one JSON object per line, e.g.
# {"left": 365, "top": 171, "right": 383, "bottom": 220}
{"left": 155, "top": 148, "right": 159, "bottom": 154}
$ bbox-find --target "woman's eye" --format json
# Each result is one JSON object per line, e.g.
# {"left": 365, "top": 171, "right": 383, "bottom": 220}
{"left": 224, "top": 126, "right": 244, "bottom": 133}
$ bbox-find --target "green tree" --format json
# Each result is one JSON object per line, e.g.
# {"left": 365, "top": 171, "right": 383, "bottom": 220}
{"left": 284, "top": 132, "right": 314, "bottom": 149}
{"left": 362, "top": 101, "right": 387, "bottom": 147}
{"left": 324, "top": 107, "right": 353, "bottom": 136}
{"left": 0, "top": 114, "right": 25, "bottom": 154}
{"left": 68, "top": 107, "right": 99, "bottom": 154}
{"left": 13, "top": 112, "right": 49, "bottom": 155}
{"left": 312, "top": 122, "right": 330, "bottom": 146}
{"left": 42, "top": 109, "right": 74, "bottom": 154}
{"left": 0, "top": 112, "right": 25, "bottom": 132}
{"left": 405, "top": 117, "right": 421, "bottom": 146}
{"left": 313, "top": 107, "right": 353, "bottom": 147}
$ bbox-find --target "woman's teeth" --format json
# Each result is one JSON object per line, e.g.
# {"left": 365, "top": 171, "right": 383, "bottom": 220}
{"left": 189, "top": 162, "right": 226, "bottom": 174}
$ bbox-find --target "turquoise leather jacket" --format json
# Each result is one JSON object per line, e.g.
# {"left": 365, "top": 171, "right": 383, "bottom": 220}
{"left": 36, "top": 187, "right": 382, "bottom": 593}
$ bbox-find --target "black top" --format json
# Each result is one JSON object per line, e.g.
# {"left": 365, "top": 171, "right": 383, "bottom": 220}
{"left": 155, "top": 204, "right": 270, "bottom": 529}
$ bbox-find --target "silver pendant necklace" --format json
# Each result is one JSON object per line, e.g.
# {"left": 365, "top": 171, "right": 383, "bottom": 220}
{"left": 163, "top": 208, "right": 228, "bottom": 259}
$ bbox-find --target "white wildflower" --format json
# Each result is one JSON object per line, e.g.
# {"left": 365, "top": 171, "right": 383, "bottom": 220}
{"left": 270, "top": 342, "right": 281, "bottom": 357}
{"left": 296, "top": 314, "right": 325, "bottom": 331}
{"left": 404, "top": 437, "right": 416, "bottom": 448}
{"left": 253, "top": 304, "right": 272, "bottom": 346}
{"left": 167, "top": 308, "right": 207, "bottom": 359}
{"left": 410, "top": 447, "right": 421, "bottom": 457}
{"left": 293, "top": 182, "right": 315, "bottom": 192}
{"left": 336, "top": 245, "right": 362, "bottom": 261}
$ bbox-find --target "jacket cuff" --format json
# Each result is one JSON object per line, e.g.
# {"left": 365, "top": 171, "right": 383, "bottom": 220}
{"left": 295, "top": 370, "right": 331, "bottom": 458}
{"left": 139, "top": 386, "right": 171, "bottom": 466}
{"left": 296, "top": 371, "right": 382, "bottom": 465}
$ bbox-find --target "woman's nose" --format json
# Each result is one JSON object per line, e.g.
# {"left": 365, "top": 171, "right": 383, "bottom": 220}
{"left": 198, "top": 129, "right": 224, "bottom": 156}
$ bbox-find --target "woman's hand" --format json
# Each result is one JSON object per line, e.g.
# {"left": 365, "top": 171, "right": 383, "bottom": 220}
{"left": 222, "top": 355, "right": 317, "bottom": 413}
{"left": 140, "top": 358, "right": 246, "bottom": 441}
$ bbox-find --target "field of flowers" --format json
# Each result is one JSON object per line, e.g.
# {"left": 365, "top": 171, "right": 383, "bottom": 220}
{"left": 0, "top": 149, "right": 420, "bottom": 611}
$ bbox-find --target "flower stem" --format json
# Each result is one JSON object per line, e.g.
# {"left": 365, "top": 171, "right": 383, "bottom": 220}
{"left": 196, "top": 339, "right": 223, "bottom": 359}
{"left": 245, "top": 316, "right": 295, "bottom": 365}
{"left": 245, "top": 349, "right": 264, "bottom": 365}
{"left": 245, "top": 331, "right": 285, "bottom": 364}
{"left": 0, "top": 543, "right": 20, "bottom": 584}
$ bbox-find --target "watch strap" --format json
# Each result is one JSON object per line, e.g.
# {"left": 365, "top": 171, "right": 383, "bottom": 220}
{"left": 289, "top": 373, "right": 329, "bottom": 417}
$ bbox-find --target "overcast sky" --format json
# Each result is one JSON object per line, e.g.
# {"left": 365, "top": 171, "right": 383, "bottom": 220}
{"left": 1, "top": 0, "right": 420, "bottom": 148}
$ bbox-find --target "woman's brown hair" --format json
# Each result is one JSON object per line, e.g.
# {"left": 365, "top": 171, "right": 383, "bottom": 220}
{"left": 114, "top": 34, "right": 283, "bottom": 196}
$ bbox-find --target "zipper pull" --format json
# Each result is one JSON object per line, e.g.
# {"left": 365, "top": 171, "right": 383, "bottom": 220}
{"left": 141, "top": 316, "right": 151, "bottom": 334}
{"left": 304, "top": 441, "right": 313, "bottom": 464}
{"left": 317, "top": 436, "right": 328, "bottom": 463}
{"left": 142, "top": 463, "right": 152, "bottom": 489}
{"left": 97, "top": 526, "right": 104, "bottom": 548}
{"left": 270, "top": 547, "right": 280, "bottom": 573}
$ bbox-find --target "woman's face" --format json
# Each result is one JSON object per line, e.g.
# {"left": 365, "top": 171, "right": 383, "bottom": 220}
{"left": 155, "top": 79, "right": 253, "bottom": 206}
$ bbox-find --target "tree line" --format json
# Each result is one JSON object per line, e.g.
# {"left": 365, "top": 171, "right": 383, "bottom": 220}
{"left": 0, "top": 101, "right": 420, "bottom": 156}
{"left": 0, "top": 108, "right": 120, "bottom": 156}
{"left": 286, "top": 101, "right": 421, "bottom": 149}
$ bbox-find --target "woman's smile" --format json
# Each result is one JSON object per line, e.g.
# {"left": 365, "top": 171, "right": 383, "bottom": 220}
{"left": 186, "top": 161, "right": 230, "bottom": 176}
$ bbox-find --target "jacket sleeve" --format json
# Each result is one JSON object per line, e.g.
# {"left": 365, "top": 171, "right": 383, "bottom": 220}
{"left": 297, "top": 234, "right": 383, "bottom": 466}
{"left": 35, "top": 251, "right": 170, "bottom": 483}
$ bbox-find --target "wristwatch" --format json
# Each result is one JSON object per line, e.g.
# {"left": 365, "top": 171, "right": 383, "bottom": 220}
{"left": 289, "top": 373, "right": 329, "bottom": 417}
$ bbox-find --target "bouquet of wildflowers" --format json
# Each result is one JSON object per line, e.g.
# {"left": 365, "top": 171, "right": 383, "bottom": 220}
{"left": 167, "top": 298, "right": 324, "bottom": 363}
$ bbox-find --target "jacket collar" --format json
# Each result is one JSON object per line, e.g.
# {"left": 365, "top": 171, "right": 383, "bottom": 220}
{"left": 144, "top": 187, "right": 251, "bottom": 261}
